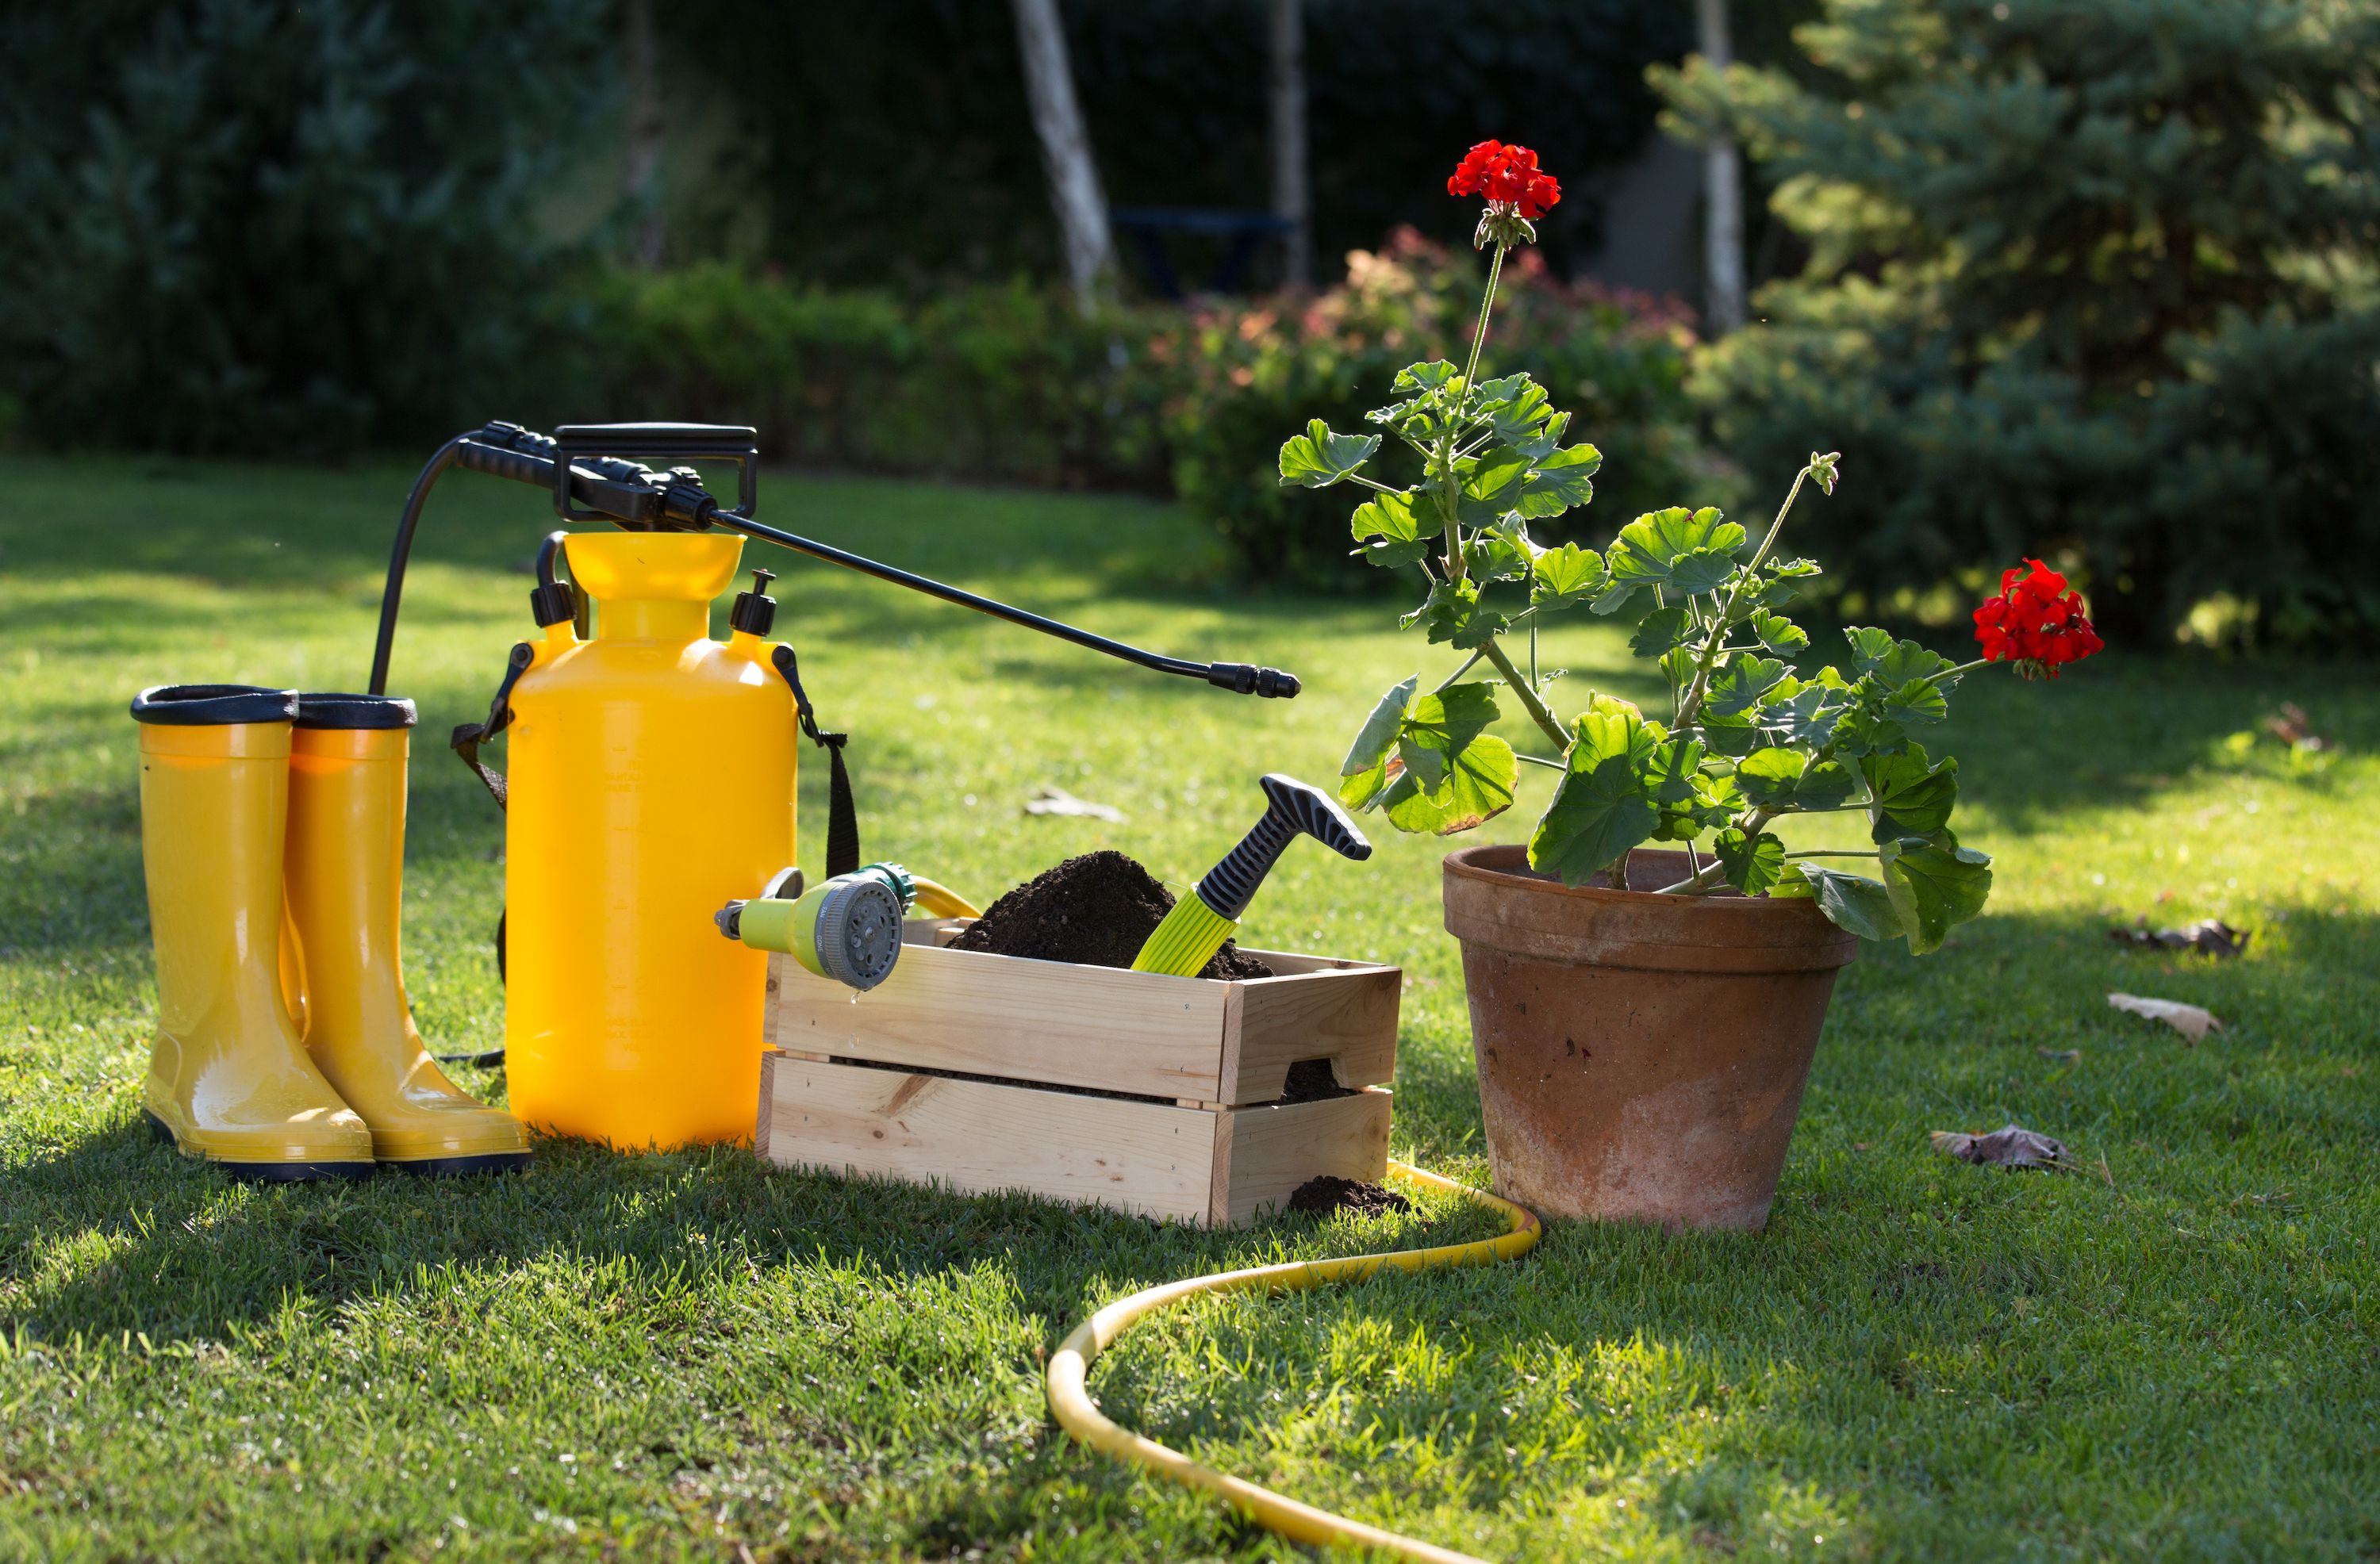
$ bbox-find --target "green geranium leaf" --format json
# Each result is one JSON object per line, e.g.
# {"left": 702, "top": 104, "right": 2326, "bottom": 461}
{"left": 1530, "top": 703, "right": 1660, "bottom": 886}
{"left": 1280, "top": 420, "right": 1381, "bottom": 488}
{"left": 1396, "top": 731, "right": 1447, "bottom": 793}
{"left": 1606, "top": 506, "right": 1749, "bottom": 594}
{"left": 1409, "top": 682, "right": 1502, "bottom": 756}
{"left": 1341, "top": 675, "right": 1417, "bottom": 779}
{"left": 1862, "top": 746, "right": 1959, "bottom": 843}
{"left": 1879, "top": 838, "right": 1993, "bottom": 955}
{"left": 1630, "top": 605, "right": 1697, "bottom": 658}
{"left": 1702, "top": 654, "right": 1789, "bottom": 720}
{"left": 1698, "top": 712, "right": 1768, "bottom": 757}
{"left": 1776, "top": 683, "right": 1849, "bottom": 748}
{"left": 1514, "top": 443, "right": 1603, "bottom": 520}
{"left": 1871, "top": 638, "right": 1960, "bottom": 689}
{"left": 1829, "top": 705, "right": 1906, "bottom": 758}
{"left": 1752, "top": 611, "right": 1810, "bottom": 655}
{"left": 1715, "top": 827, "right": 1787, "bottom": 895}
{"left": 1393, "top": 361, "right": 1458, "bottom": 393}
{"left": 1668, "top": 547, "right": 1741, "bottom": 597}
{"left": 1843, "top": 626, "right": 1898, "bottom": 673}
{"left": 1641, "top": 731, "right": 1707, "bottom": 803}
{"left": 1338, "top": 757, "right": 1391, "bottom": 811}
{"left": 1349, "top": 489, "right": 1423, "bottom": 545}
{"left": 1531, "top": 543, "right": 1606, "bottom": 611}
{"left": 1736, "top": 749, "right": 1856, "bottom": 811}
{"left": 1401, "top": 578, "right": 1480, "bottom": 644}
{"left": 1357, "top": 538, "right": 1433, "bottom": 569}
{"left": 1384, "top": 733, "right": 1517, "bottom": 836}
{"left": 1464, "top": 521, "right": 1535, "bottom": 583}
{"left": 1797, "top": 864, "right": 1906, "bottom": 941}
{"left": 1509, "top": 410, "right": 1572, "bottom": 461}
{"left": 1880, "top": 676, "right": 1949, "bottom": 727}
{"left": 1457, "top": 447, "right": 1533, "bottom": 523}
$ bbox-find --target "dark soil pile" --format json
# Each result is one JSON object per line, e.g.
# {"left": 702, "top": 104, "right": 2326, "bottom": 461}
{"left": 951, "top": 850, "right": 1273, "bottom": 979}
{"left": 1287, "top": 1175, "right": 1413, "bottom": 1218}
{"left": 1277, "top": 1057, "right": 1352, "bottom": 1103}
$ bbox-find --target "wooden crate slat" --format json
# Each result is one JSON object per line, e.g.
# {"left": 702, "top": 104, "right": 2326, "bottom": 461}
{"left": 1215, "top": 1090, "right": 1394, "bottom": 1226}
{"left": 1223, "top": 957, "right": 1401, "bottom": 1100}
{"left": 756, "top": 1053, "right": 1391, "bottom": 1228}
{"left": 765, "top": 926, "right": 1399, "bottom": 1106}
{"left": 766, "top": 943, "right": 1233, "bottom": 1099}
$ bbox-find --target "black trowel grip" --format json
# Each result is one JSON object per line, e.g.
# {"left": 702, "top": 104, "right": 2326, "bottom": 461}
{"left": 1194, "top": 773, "right": 1372, "bottom": 922}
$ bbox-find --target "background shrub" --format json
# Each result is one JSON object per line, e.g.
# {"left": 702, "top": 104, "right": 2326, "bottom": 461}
{"left": 0, "top": 0, "right": 608, "bottom": 455}
{"left": 1660, "top": 0, "right": 2380, "bottom": 650}
{"left": 574, "top": 237, "right": 1702, "bottom": 589}
{"left": 1166, "top": 230, "right": 1706, "bottom": 589}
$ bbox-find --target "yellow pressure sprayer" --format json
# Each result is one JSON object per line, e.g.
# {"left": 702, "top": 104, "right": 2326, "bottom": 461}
{"left": 368, "top": 422, "right": 1297, "bottom": 1148}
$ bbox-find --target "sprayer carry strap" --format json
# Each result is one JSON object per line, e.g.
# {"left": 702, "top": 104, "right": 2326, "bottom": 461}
{"left": 770, "top": 643, "right": 861, "bottom": 879}
{"left": 449, "top": 642, "right": 536, "bottom": 813}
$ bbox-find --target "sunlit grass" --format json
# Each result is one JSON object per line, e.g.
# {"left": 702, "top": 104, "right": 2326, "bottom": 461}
{"left": 1, "top": 453, "right": 2374, "bottom": 1561}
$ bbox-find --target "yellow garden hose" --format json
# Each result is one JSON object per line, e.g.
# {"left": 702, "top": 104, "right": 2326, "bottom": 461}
{"left": 910, "top": 876, "right": 981, "bottom": 919}
{"left": 1046, "top": 1160, "right": 1541, "bottom": 1563}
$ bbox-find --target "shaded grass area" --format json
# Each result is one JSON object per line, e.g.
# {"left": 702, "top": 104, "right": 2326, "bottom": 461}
{"left": 1, "top": 452, "right": 2375, "bottom": 1561}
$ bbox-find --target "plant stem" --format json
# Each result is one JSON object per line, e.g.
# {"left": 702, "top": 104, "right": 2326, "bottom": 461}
{"left": 1433, "top": 649, "right": 1487, "bottom": 692}
{"left": 1436, "top": 243, "right": 1511, "bottom": 585}
{"left": 1930, "top": 656, "right": 1990, "bottom": 682}
{"left": 1459, "top": 243, "right": 1508, "bottom": 401}
{"left": 1786, "top": 848, "right": 1881, "bottom": 859}
{"left": 1672, "top": 459, "right": 1821, "bottom": 730}
{"left": 1480, "top": 640, "right": 1569, "bottom": 749}
{"left": 1515, "top": 751, "right": 1566, "bottom": 771}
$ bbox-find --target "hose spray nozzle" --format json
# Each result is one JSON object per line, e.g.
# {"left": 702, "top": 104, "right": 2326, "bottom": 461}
{"left": 716, "top": 863, "right": 916, "bottom": 991}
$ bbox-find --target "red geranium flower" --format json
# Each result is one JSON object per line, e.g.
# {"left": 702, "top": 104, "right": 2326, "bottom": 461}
{"left": 1448, "top": 140, "right": 1561, "bottom": 221}
{"left": 1974, "top": 559, "right": 2104, "bottom": 677}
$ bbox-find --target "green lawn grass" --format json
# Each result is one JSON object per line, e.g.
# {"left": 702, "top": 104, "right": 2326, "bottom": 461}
{"left": 2, "top": 452, "right": 2374, "bottom": 1562}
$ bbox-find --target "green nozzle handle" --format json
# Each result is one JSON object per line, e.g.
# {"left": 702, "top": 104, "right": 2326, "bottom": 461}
{"left": 1193, "top": 773, "right": 1371, "bottom": 922}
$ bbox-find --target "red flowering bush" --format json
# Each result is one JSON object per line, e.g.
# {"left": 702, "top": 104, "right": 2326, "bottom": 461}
{"left": 1974, "top": 559, "right": 2106, "bottom": 677}
{"left": 1277, "top": 143, "right": 2109, "bottom": 955}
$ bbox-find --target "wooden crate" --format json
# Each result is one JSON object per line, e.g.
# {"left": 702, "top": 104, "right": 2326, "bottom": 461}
{"left": 756, "top": 1053, "right": 1392, "bottom": 1227}
{"left": 761, "top": 921, "right": 1399, "bottom": 1106}
{"left": 753, "top": 923, "right": 1400, "bottom": 1225}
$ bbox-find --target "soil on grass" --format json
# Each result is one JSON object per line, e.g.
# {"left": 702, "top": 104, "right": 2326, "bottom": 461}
{"left": 1287, "top": 1175, "right": 1412, "bottom": 1218}
{"left": 951, "top": 849, "right": 1273, "bottom": 979}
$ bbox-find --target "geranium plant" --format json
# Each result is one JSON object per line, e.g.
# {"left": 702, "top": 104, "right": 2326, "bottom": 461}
{"left": 1284, "top": 141, "right": 2104, "bottom": 953}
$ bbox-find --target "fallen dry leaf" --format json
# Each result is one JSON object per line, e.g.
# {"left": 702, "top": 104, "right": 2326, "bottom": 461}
{"left": 2266, "top": 701, "right": 2328, "bottom": 752}
{"left": 1931, "top": 1123, "right": 2069, "bottom": 1170}
{"left": 2109, "top": 991, "right": 2224, "bottom": 1042}
{"left": 2108, "top": 917, "right": 2249, "bottom": 957}
{"left": 1023, "top": 786, "right": 1127, "bottom": 823}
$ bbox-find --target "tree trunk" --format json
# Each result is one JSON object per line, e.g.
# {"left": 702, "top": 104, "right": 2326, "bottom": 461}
{"left": 1695, "top": 0, "right": 1745, "bottom": 332}
{"left": 1268, "top": 0, "right": 1312, "bottom": 289}
{"left": 622, "top": 0, "right": 666, "bottom": 268}
{"left": 1010, "top": 0, "right": 1111, "bottom": 310}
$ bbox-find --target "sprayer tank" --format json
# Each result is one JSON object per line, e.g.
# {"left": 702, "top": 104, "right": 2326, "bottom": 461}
{"left": 502, "top": 532, "right": 796, "bottom": 1147}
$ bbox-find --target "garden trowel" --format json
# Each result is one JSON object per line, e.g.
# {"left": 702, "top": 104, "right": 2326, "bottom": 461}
{"left": 1130, "top": 773, "right": 1372, "bottom": 976}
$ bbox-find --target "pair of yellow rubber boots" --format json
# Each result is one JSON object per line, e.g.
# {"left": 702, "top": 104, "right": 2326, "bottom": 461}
{"left": 132, "top": 684, "right": 528, "bottom": 1180}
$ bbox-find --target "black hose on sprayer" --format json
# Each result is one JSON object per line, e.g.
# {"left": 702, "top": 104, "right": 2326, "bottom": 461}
{"left": 366, "top": 421, "right": 1301, "bottom": 701}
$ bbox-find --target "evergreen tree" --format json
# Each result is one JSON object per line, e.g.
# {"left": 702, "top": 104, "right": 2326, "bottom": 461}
{"left": 1660, "top": 0, "right": 2380, "bottom": 648}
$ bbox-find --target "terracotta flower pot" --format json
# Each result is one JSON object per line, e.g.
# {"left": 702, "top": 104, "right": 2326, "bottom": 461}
{"left": 1441, "top": 845, "right": 1859, "bottom": 1230}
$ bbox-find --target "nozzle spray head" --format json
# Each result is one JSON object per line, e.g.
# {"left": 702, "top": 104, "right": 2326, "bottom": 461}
{"left": 715, "top": 862, "right": 915, "bottom": 991}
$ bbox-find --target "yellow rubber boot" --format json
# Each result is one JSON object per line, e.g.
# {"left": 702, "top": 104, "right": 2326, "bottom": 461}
{"left": 132, "top": 686, "right": 376, "bottom": 1180}
{"left": 283, "top": 694, "right": 529, "bottom": 1175}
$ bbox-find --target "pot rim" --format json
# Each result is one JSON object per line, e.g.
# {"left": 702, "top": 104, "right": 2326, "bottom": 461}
{"left": 1445, "top": 842, "right": 1790, "bottom": 910}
